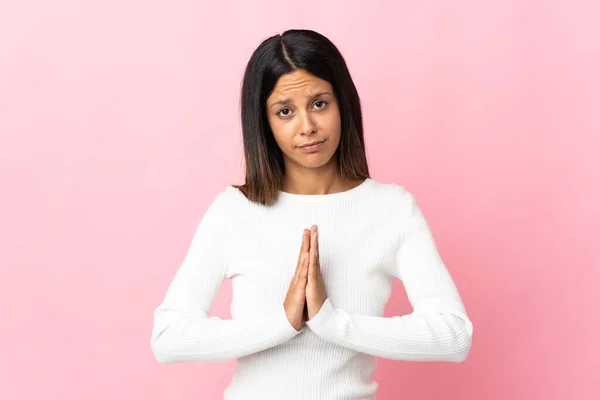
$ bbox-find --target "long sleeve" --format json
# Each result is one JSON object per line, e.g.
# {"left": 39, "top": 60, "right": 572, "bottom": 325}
{"left": 150, "top": 192, "right": 301, "bottom": 363}
{"left": 306, "top": 191, "right": 473, "bottom": 362}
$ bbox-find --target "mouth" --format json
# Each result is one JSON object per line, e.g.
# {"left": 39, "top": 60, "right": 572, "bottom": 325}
{"left": 299, "top": 140, "right": 325, "bottom": 148}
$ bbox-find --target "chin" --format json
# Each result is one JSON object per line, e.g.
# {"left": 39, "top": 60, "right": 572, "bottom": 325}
{"left": 298, "top": 154, "right": 336, "bottom": 169}
{"left": 304, "top": 161, "right": 330, "bottom": 169}
{"left": 284, "top": 146, "right": 338, "bottom": 170}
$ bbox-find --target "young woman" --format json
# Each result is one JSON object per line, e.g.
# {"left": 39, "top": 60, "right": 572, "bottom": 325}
{"left": 151, "top": 29, "right": 473, "bottom": 399}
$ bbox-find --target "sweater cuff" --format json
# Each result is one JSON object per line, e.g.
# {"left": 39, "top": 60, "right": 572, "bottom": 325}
{"left": 275, "top": 302, "right": 304, "bottom": 336}
{"left": 305, "top": 298, "right": 335, "bottom": 335}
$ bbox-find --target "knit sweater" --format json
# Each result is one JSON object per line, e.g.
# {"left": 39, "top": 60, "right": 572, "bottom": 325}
{"left": 151, "top": 178, "right": 473, "bottom": 399}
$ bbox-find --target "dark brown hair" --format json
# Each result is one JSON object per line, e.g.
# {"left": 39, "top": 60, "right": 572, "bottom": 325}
{"left": 234, "top": 29, "right": 369, "bottom": 206}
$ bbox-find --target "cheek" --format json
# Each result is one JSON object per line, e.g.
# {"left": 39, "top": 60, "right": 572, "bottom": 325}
{"left": 322, "top": 112, "right": 341, "bottom": 142}
{"left": 268, "top": 119, "right": 294, "bottom": 149}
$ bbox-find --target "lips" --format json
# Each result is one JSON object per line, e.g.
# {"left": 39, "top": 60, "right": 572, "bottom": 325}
{"left": 300, "top": 140, "right": 324, "bottom": 148}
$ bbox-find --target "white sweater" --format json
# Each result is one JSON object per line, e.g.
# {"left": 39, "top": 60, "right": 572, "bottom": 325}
{"left": 151, "top": 178, "right": 473, "bottom": 399}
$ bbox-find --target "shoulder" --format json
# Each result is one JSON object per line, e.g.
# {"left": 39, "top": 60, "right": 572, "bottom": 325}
{"left": 191, "top": 186, "right": 251, "bottom": 238}
{"left": 204, "top": 185, "right": 255, "bottom": 214}
{"left": 366, "top": 179, "right": 432, "bottom": 241}
{"left": 202, "top": 184, "right": 267, "bottom": 223}
{"left": 365, "top": 178, "right": 419, "bottom": 215}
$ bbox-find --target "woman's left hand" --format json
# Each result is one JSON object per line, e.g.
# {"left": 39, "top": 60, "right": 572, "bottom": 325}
{"left": 306, "top": 225, "right": 328, "bottom": 320}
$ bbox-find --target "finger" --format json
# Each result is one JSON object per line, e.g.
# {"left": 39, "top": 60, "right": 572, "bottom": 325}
{"left": 299, "top": 251, "right": 309, "bottom": 281}
{"left": 297, "top": 230, "right": 309, "bottom": 262}
{"left": 294, "top": 254, "right": 306, "bottom": 285}
{"left": 312, "top": 227, "right": 319, "bottom": 262}
{"left": 297, "top": 230, "right": 310, "bottom": 268}
{"left": 309, "top": 228, "right": 319, "bottom": 277}
{"left": 294, "top": 230, "right": 311, "bottom": 284}
{"left": 314, "top": 227, "right": 319, "bottom": 260}
{"left": 302, "top": 229, "right": 310, "bottom": 254}
{"left": 293, "top": 232, "right": 307, "bottom": 283}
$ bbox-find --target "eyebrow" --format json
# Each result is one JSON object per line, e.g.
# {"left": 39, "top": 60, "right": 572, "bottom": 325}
{"left": 268, "top": 92, "right": 333, "bottom": 109}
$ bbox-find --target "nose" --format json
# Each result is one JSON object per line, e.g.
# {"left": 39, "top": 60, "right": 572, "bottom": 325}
{"left": 298, "top": 111, "right": 317, "bottom": 136}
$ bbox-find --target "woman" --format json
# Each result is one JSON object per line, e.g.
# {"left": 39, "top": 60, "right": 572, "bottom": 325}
{"left": 151, "top": 29, "right": 473, "bottom": 399}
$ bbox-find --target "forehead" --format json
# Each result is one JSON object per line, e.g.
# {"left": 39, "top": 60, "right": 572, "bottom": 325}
{"left": 269, "top": 70, "right": 333, "bottom": 98}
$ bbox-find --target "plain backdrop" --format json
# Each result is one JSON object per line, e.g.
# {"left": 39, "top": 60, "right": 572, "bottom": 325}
{"left": 1, "top": 1, "right": 599, "bottom": 399}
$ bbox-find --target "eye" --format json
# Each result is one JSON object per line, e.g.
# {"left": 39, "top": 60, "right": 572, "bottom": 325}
{"left": 277, "top": 108, "right": 292, "bottom": 117}
{"left": 313, "top": 100, "right": 328, "bottom": 109}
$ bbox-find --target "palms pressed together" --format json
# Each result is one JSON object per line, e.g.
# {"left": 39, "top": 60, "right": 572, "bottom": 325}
{"left": 284, "top": 225, "right": 328, "bottom": 331}
{"left": 306, "top": 225, "right": 327, "bottom": 320}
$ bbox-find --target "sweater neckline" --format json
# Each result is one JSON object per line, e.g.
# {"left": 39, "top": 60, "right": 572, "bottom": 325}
{"left": 276, "top": 178, "right": 372, "bottom": 202}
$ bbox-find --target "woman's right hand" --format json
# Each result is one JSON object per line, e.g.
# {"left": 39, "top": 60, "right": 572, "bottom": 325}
{"left": 283, "top": 229, "right": 310, "bottom": 331}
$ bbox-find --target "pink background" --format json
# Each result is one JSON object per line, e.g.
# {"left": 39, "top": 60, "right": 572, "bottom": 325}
{"left": 1, "top": 1, "right": 599, "bottom": 399}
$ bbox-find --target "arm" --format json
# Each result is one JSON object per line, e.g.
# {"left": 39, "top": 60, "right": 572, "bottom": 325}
{"left": 150, "top": 192, "right": 301, "bottom": 363}
{"left": 306, "top": 190, "right": 473, "bottom": 362}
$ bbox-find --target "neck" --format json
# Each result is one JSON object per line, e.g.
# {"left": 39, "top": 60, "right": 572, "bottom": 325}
{"left": 282, "top": 159, "right": 347, "bottom": 195}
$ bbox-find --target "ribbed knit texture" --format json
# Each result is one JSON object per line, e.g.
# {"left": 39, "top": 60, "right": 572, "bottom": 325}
{"left": 151, "top": 178, "right": 473, "bottom": 399}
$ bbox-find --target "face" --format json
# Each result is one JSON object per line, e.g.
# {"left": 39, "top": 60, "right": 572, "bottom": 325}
{"left": 266, "top": 69, "right": 341, "bottom": 171}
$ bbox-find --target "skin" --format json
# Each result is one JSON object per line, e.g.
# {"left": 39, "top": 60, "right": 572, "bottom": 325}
{"left": 266, "top": 69, "right": 362, "bottom": 195}
{"left": 267, "top": 70, "right": 363, "bottom": 323}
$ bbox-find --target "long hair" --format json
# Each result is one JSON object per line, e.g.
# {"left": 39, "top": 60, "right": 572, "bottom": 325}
{"left": 234, "top": 29, "right": 369, "bottom": 206}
